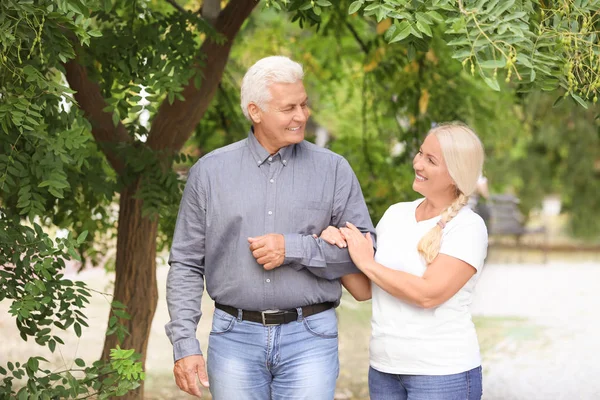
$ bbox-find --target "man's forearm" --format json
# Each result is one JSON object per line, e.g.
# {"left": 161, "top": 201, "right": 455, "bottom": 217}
{"left": 165, "top": 262, "right": 205, "bottom": 361}
{"left": 284, "top": 233, "right": 362, "bottom": 279}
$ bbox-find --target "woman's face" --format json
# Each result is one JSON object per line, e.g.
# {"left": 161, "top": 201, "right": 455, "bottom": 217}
{"left": 412, "top": 134, "right": 456, "bottom": 198}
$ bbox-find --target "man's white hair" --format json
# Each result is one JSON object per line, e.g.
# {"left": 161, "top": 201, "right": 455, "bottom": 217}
{"left": 240, "top": 56, "right": 304, "bottom": 121}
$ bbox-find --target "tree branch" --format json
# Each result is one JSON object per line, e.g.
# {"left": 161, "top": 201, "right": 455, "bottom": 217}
{"left": 165, "top": 0, "right": 186, "bottom": 14}
{"left": 345, "top": 20, "right": 370, "bottom": 54}
{"left": 147, "top": 0, "right": 258, "bottom": 153}
{"left": 64, "top": 58, "right": 131, "bottom": 175}
{"left": 201, "top": 0, "right": 221, "bottom": 25}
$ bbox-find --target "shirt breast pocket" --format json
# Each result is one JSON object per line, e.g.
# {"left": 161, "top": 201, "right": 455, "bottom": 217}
{"left": 293, "top": 200, "right": 332, "bottom": 235}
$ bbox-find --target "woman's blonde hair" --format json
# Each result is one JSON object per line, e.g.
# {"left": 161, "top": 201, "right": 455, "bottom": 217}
{"left": 417, "top": 122, "right": 484, "bottom": 264}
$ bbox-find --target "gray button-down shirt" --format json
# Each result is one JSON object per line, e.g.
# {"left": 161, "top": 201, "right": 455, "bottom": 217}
{"left": 165, "top": 132, "right": 375, "bottom": 361}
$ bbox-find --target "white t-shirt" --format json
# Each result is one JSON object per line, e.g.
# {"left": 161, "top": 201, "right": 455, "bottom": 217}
{"left": 370, "top": 198, "right": 488, "bottom": 375}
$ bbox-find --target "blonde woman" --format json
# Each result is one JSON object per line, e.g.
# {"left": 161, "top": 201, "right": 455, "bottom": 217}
{"left": 320, "top": 123, "right": 487, "bottom": 400}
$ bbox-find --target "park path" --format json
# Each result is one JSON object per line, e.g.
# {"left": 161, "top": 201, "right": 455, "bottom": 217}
{"left": 2, "top": 259, "right": 600, "bottom": 399}
{"left": 471, "top": 260, "right": 600, "bottom": 400}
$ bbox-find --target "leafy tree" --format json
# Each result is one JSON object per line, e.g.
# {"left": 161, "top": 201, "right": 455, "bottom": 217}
{"left": 2, "top": 0, "right": 599, "bottom": 398}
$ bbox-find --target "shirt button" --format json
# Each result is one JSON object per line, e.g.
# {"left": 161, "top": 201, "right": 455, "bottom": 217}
{"left": 268, "top": 211, "right": 273, "bottom": 215}
{"left": 268, "top": 157, "right": 273, "bottom": 162}
{"left": 282, "top": 160, "right": 287, "bottom": 165}
{"left": 257, "top": 160, "right": 261, "bottom": 165}
{"left": 269, "top": 179, "right": 274, "bottom": 183}
{"left": 266, "top": 279, "right": 271, "bottom": 283}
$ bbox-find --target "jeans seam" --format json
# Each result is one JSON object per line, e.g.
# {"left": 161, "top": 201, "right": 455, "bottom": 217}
{"left": 397, "top": 374, "right": 406, "bottom": 391}
{"left": 210, "top": 312, "right": 236, "bottom": 335}
{"left": 302, "top": 318, "right": 338, "bottom": 339}
{"left": 466, "top": 367, "right": 471, "bottom": 400}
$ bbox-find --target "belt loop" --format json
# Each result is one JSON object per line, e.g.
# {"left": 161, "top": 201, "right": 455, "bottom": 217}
{"left": 237, "top": 308, "right": 243, "bottom": 321}
{"left": 296, "top": 306, "right": 303, "bottom": 322}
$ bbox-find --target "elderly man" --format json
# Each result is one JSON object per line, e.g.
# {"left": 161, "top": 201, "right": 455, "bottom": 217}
{"left": 166, "top": 55, "right": 375, "bottom": 400}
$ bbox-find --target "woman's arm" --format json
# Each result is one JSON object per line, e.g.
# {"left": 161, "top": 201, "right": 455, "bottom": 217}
{"left": 359, "top": 255, "right": 475, "bottom": 308}
{"left": 341, "top": 273, "right": 372, "bottom": 301}
{"left": 341, "top": 222, "right": 476, "bottom": 309}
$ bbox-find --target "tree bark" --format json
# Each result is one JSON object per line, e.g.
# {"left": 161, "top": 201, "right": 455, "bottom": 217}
{"left": 64, "top": 59, "right": 131, "bottom": 175}
{"left": 101, "top": 180, "right": 159, "bottom": 399}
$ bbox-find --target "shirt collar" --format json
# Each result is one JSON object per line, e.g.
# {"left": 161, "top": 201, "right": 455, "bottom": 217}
{"left": 247, "top": 128, "right": 295, "bottom": 167}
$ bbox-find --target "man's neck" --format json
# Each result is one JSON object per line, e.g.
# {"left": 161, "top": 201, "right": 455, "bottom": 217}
{"left": 253, "top": 128, "right": 280, "bottom": 155}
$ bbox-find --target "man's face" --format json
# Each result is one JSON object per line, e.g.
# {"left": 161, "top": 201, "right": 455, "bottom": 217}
{"left": 251, "top": 81, "right": 310, "bottom": 154}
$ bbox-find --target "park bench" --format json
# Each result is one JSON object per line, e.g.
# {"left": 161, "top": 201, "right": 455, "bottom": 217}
{"left": 485, "top": 194, "right": 548, "bottom": 263}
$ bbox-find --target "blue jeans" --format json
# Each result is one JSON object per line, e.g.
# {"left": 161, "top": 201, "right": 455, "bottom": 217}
{"left": 207, "top": 307, "right": 339, "bottom": 400}
{"left": 368, "top": 366, "right": 482, "bottom": 400}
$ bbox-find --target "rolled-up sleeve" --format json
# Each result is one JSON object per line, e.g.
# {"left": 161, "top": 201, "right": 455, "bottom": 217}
{"left": 165, "top": 164, "right": 207, "bottom": 361}
{"left": 284, "top": 158, "right": 376, "bottom": 280}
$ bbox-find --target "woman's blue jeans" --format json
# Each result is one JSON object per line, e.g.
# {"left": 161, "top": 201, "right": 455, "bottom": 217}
{"left": 207, "top": 307, "right": 339, "bottom": 400}
{"left": 369, "top": 365, "right": 483, "bottom": 400}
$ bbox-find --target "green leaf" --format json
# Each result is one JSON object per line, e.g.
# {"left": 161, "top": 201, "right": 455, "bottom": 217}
{"left": 73, "top": 322, "right": 81, "bottom": 337}
{"left": 67, "top": 246, "right": 81, "bottom": 261}
{"left": 299, "top": 2, "right": 313, "bottom": 11}
{"left": 114, "top": 309, "right": 131, "bottom": 320}
{"left": 18, "top": 388, "right": 28, "bottom": 400}
{"left": 479, "top": 59, "right": 506, "bottom": 68}
{"left": 112, "top": 300, "right": 127, "bottom": 309}
{"left": 530, "top": 69, "right": 536, "bottom": 82}
{"left": 389, "top": 21, "right": 411, "bottom": 43}
{"left": 112, "top": 111, "right": 120, "bottom": 127}
{"left": 480, "top": 72, "right": 500, "bottom": 91}
{"left": 87, "top": 30, "right": 102, "bottom": 38}
{"left": 48, "top": 187, "right": 64, "bottom": 199}
{"left": 74, "top": 358, "right": 85, "bottom": 367}
{"left": 348, "top": 0, "right": 362, "bottom": 14}
{"left": 76, "top": 230, "right": 88, "bottom": 245}
{"left": 27, "top": 357, "right": 39, "bottom": 371}
{"left": 415, "top": 12, "right": 433, "bottom": 25}
{"left": 426, "top": 10, "right": 444, "bottom": 22}
{"left": 570, "top": 93, "right": 588, "bottom": 109}
{"left": 416, "top": 21, "right": 432, "bottom": 37}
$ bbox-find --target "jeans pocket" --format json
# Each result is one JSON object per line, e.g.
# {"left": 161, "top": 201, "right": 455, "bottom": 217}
{"left": 302, "top": 308, "right": 338, "bottom": 339}
{"left": 210, "top": 309, "right": 236, "bottom": 335}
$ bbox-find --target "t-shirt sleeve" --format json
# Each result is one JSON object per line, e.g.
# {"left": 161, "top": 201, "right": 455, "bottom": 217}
{"left": 438, "top": 217, "right": 488, "bottom": 271}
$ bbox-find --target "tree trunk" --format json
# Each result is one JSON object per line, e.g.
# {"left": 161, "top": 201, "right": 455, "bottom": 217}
{"left": 64, "top": 3, "right": 259, "bottom": 399}
{"left": 101, "top": 180, "right": 159, "bottom": 399}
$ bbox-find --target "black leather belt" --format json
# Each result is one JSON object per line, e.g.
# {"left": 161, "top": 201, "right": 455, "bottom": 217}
{"left": 215, "top": 302, "right": 334, "bottom": 326}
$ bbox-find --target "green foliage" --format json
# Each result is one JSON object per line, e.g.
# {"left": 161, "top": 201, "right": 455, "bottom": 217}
{"left": 287, "top": 0, "right": 600, "bottom": 104}
{"left": 0, "top": 212, "right": 143, "bottom": 397}
{"left": 0, "top": 0, "right": 143, "bottom": 396}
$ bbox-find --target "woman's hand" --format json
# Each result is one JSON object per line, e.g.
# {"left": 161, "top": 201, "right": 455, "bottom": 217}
{"left": 312, "top": 226, "right": 347, "bottom": 248}
{"left": 340, "top": 222, "right": 374, "bottom": 270}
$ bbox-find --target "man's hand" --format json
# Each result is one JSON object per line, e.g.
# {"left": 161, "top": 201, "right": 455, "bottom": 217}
{"left": 248, "top": 234, "right": 285, "bottom": 270}
{"left": 173, "top": 354, "right": 209, "bottom": 398}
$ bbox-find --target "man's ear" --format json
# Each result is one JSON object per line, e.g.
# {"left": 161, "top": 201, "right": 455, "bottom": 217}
{"left": 248, "top": 103, "right": 261, "bottom": 124}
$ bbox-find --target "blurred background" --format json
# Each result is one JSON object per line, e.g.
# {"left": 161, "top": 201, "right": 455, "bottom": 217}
{"left": 1, "top": 0, "right": 599, "bottom": 399}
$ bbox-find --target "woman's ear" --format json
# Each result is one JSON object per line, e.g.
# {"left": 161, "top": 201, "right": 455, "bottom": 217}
{"left": 248, "top": 103, "right": 261, "bottom": 124}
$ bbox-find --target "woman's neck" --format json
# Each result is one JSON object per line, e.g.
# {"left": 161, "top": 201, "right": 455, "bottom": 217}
{"left": 417, "top": 195, "right": 456, "bottom": 220}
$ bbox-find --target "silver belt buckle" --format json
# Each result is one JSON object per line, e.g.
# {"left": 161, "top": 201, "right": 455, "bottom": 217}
{"left": 261, "top": 310, "right": 280, "bottom": 326}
